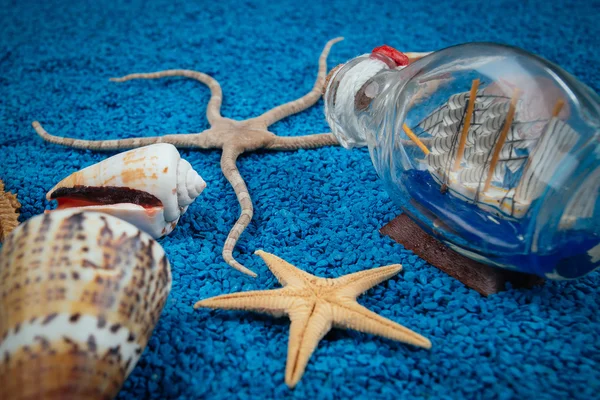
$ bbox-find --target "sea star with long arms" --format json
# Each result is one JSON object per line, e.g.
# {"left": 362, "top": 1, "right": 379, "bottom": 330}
{"left": 194, "top": 250, "right": 432, "bottom": 388}
{"left": 32, "top": 37, "right": 343, "bottom": 277}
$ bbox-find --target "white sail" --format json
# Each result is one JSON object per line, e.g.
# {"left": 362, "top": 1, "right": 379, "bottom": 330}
{"left": 559, "top": 165, "right": 600, "bottom": 227}
{"left": 418, "top": 88, "right": 503, "bottom": 134}
{"left": 430, "top": 135, "right": 458, "bottom": 154}
{"left": 429, "top": 140, "right": 524, "bottom": 182}
{"left": 425, "top": 152, "right": 455, "bottom": 169}
{"left": 514, "top": 118, "right": 580, "bottom": 203}
{"left": 447, "top": 89, "right": 496, "bottom": 109}
{"left": 473, "top": 131, "right": 506, "bottom": 153}
{"left": 416, "top": 104, "right": 448, "bottom": 133}
{"left": 476, "top": 114, "right": 514, "bottom": 135}
{"left": 432, "top": 123, "right": 461, "bottom": 138}
{"left": 422, "top": 104, "right": 514, "bottom": 138}
{"left": 458, "top": 164, "right": 505, "bottom": 184}
{"left": 421, "top": 91, "right": 528, "bottom": 187}
{"left": 465, "top": 146, "right": 518, "bottom": 165}
{"left": 477, "top": 101, "right": 511, "bottom": 120}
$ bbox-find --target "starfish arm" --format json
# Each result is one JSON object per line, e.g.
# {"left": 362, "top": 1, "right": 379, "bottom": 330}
{"left": 331, "top": 300, "right": 431, "bottom": 349}
{"left": 266, "top": 133, "right": 339, "bottom": 151}
{"left": 193, "top": 288, "right": 295, "bottom": 316}
{"left": 253, "top": 37, "right": 343, "bottom": 127}
{"left": 285, "top": 301, "right": 333, "bottom": 388}
{"left": 254, "top": 250, "right": 316, "bottom": 288}
{"left": 220, "top": 147, "right": 257, "bottom": 277}
{"left": 111, "top": 69, "right": 224, "bottom": 125}
{"left": 330, "top": 264, "right": 403, "bottom": 299}
{"left": 32, "top": 121, "right": 215, "bottom": 151}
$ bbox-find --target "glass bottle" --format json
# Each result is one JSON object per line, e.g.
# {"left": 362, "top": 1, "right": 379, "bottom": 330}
{"left": 324, "top": 43, "right": 600, "bottom": 279}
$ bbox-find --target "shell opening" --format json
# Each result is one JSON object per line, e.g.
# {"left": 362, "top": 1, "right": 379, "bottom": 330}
{"left": 50, "top": 186, "right": 163, "bottom": 211}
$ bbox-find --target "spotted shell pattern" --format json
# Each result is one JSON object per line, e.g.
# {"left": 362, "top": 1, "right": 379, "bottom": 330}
{"left": 0, "top": 209, "right": 172, "bottom": 400}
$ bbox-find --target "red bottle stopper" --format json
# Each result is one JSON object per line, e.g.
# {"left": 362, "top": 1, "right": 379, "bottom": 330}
{"left": 371, "top": 45, "right": 409, "bottom": 67}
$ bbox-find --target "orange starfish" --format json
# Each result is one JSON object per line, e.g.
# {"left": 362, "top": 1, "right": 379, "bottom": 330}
{"left": 195, "top": 250, "right": 431, "bottom": 388}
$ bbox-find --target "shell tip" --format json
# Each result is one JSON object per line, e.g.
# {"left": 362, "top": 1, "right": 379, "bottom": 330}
{"left": 195, "top": 175, "right": 207, "bottom": 194}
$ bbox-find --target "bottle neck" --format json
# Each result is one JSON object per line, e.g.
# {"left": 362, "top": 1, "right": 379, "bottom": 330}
{"left": 324, "top": 54, "right": 411, "bottom": 149}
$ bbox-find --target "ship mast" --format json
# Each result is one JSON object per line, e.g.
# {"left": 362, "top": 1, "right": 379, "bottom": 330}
{"left": 482, "top": 88, "right": 521, "bottom": 192}
{"left": 453, "top": 79, "right": 480, "bottom": 172}
{"left": 402, "top": 123, "right": 430, "bottom": 155}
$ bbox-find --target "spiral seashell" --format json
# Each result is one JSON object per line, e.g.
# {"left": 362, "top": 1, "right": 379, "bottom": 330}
{"left": 46, "top": 143, "right": 207, "bottom": 238}
{"left": 177, "top": 158, "right": 205, "bottom": 208}
{"left": 0, "top": 209, "right": 172, "bottom": 400}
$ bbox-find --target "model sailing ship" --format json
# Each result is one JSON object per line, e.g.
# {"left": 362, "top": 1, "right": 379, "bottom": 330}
{"left": 400, "top": 78, "right": 599, "bottom": 276}
{"left": 406, "top": 79, "right": 585, "bottom": 222}
{"left": 324, "top": 42, "right": 600, "bottom": 280}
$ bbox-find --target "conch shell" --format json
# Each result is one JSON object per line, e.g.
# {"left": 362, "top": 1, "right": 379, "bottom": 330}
{"left": 0, "top": 209, "right": 172, "bottom": 400}
{"left": 46, "top": 143, "right": 206, "bottom": 238}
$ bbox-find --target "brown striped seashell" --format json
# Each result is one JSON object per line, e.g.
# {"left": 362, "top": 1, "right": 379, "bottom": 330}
{"left": 0, "top": 209, "right": 172, "bottom": 400}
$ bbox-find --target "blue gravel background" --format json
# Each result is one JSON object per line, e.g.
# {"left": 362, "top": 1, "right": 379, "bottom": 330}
{"left": 1, "top": 0, "right": 599, "bottom": 398}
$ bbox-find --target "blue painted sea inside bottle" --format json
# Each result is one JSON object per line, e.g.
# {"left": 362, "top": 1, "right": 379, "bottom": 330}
{"left": 324, "top": 43, "right": 600, "bottom": 279}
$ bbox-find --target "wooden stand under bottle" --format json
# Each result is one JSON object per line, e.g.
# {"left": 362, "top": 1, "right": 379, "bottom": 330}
{"left": 380, "top": 213, "right": 545, "bottom": 296}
